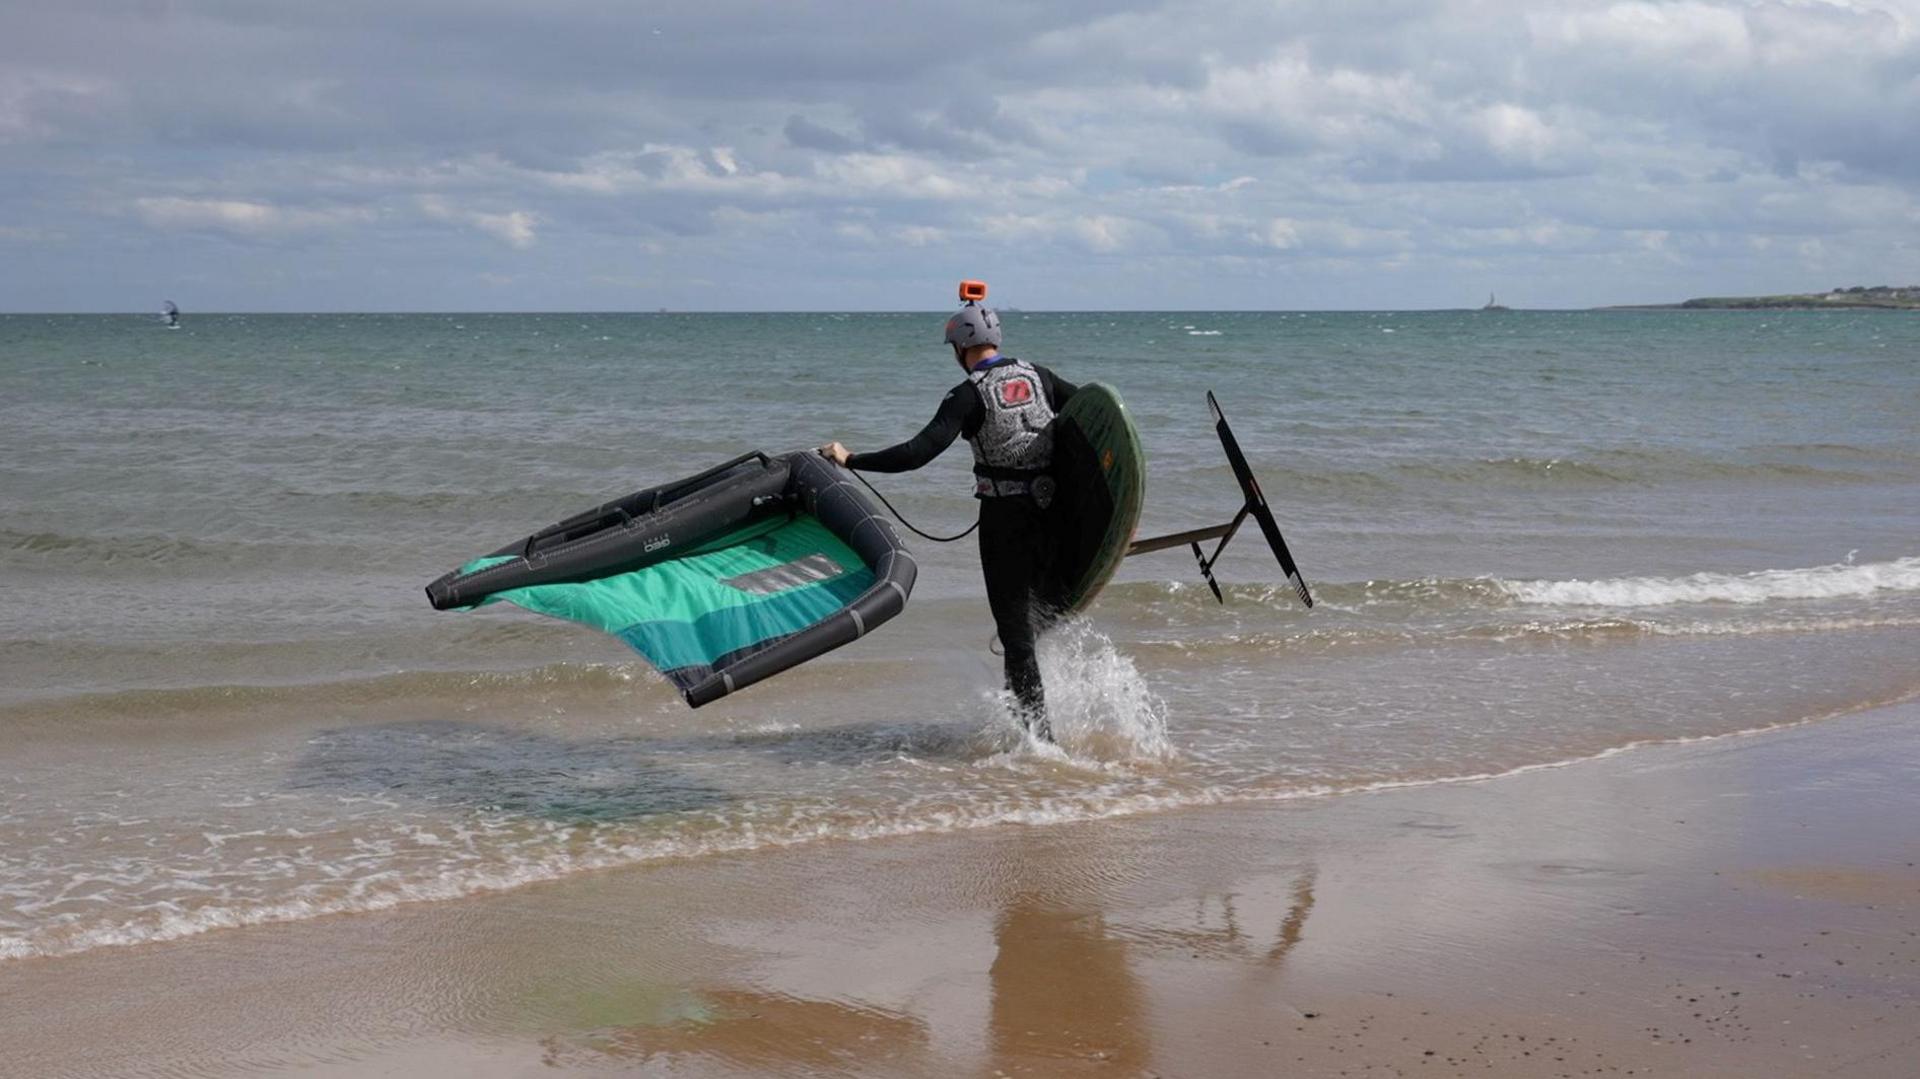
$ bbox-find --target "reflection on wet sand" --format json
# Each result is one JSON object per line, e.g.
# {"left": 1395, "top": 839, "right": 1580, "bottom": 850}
{"left": 538, "top": 986, "right": 927, "bottom": 1071}
{"left": 1107, "top": 869, "right": 1318, "bottom": 966}
{"left": 990, "top": 833, "right": 1320, "bottom": 1075}
{"left": 986, "top": 846, "right": 1317, "bottom": 1074}
{"left": 517, "top": 836, "right": 1320, "bottom": 1075}
{"left": 1271, "top": 872, "right": 1315, "bottom": 963}
{"left": 990, "top": 893, "right": 1151, "bottom": 1075}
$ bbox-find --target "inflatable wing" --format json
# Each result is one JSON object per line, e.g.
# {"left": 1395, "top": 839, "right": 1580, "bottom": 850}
{"left": 426, "top": 452, "right": 916, "bottom": 708}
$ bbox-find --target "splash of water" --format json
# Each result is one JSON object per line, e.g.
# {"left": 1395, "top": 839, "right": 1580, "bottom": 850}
{"left": 1025, "top": 619, "right": 1175, "bottom": 763}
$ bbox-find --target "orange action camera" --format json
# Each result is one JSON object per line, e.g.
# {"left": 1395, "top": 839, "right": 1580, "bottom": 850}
{"left": 958, "top": 279, "right": 988, "bottom": 302}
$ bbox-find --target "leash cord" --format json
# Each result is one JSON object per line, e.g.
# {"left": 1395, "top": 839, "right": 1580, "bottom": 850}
{"left": 848, "top": 468, "right": 979, "bottom": 543}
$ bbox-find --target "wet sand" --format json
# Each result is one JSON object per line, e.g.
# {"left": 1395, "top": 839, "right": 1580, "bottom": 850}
{"left": 4, "top": 703, "right": 1917, "bottom": 1078}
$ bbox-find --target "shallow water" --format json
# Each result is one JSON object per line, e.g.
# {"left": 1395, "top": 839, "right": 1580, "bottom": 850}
{"left": 3, "top": 308, "right": 1917, "bottom": 959}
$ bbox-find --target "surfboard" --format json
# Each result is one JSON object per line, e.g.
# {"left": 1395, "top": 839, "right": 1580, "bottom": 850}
{"left": 1046, "top": 382, "right": 1146, "bottom": 615}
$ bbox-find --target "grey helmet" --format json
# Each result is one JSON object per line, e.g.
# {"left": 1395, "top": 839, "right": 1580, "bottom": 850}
{"left": 943, "top": 303, "right": 1002, "bottom": 349}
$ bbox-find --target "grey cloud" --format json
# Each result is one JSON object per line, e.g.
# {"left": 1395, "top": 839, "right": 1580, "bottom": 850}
{"left": 1220, "top": 120, "right": 1315, "bottom": 160}
{"left": 3, "top": 0, "right": 1917, "bottom": 311}
{"left": 856, "top": 109, "right": 996, "bottom": 160}
{"left": 784, "top": 114, "right": 860, "bottom": 154}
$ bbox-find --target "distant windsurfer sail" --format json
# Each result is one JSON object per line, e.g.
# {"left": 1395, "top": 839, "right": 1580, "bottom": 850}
{"left": 425, "top": 451, "right": 916, "bottom": 708}
{"left": 161, "top": 301, "right": 180, "bottom": 329}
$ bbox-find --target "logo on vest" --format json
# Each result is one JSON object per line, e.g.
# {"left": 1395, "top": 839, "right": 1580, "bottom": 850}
{"left": 997, "top": 376, "right": 1036, "bottom": 407}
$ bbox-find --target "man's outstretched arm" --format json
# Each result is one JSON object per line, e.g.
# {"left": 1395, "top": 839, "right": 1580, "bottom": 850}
{"left": 826, "top": 387, "right": 976, "bottom": 473}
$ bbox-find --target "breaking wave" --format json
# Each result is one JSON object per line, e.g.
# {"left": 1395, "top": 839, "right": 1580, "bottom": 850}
{"left": 1112, "top": 555, "right": 1920, "bottom": 615}
{"left": 1498, "top": 556, "right": 1920, "bottom": 608}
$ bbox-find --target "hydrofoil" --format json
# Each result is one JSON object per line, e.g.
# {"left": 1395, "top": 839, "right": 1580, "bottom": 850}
{"left": 1125, "top": 391, "right": 1314, "bottom": 608}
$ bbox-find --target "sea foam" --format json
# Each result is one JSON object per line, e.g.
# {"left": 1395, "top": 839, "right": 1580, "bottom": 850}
{"left": 1019, "top": 620, "right": 1175, "bottom": 762}
{"left": 1498, "top": 555, "right": 1920, "bottom": 608}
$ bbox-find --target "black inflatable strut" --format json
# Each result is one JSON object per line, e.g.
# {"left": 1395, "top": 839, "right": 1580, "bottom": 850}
{"left": 1125, "top": 391, "right": 1314, "bottom": 609}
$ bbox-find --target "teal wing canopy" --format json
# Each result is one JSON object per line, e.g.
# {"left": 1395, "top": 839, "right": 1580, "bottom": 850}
{"left": 428, "top": 451, "right": 916, "bottom": 707}
{"left": 459, "top": 515, "right": 874, "bottom": 692}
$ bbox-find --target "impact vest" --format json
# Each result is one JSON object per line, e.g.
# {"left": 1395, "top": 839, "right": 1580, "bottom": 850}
{"left": 967, "top": 357, "right": 1056, "bottom": 498}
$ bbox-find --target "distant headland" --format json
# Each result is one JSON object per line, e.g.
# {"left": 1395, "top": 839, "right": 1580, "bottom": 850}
{"left": 1608, "top": 285, "right": 1920, "bottom": 310}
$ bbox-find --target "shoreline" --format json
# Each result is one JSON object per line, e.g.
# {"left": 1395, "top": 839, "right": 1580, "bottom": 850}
{"left": 7, "top": 686, "right": 1908, "bottom": 965}
{"left": 6, "top": 701, "right": 1918, "bottom": 1076}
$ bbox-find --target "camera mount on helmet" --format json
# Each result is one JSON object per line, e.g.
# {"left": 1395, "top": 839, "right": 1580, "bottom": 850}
{"left": 944, "top": 279, "right": 1002, "bottom": 349}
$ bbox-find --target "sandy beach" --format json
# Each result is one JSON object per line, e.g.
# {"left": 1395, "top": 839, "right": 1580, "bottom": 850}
{"left": 3, "top": 701, "right": 1914, "bottom": 1077}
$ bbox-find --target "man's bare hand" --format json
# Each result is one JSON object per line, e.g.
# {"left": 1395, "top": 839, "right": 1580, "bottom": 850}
{"left": 819, "top": 441, "right": 851, "bottom": 467}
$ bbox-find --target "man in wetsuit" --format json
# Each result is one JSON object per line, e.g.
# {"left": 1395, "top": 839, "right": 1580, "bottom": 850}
{"left": 821, "top": 296, "right": 1076, "bottom": 741}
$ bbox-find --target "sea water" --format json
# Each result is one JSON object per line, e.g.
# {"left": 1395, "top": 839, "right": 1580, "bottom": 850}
{"left": 2, "top": 309, "right": 1916, "bottom": 958}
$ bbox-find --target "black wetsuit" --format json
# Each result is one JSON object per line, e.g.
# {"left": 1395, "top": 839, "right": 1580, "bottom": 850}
{"left": 848, "top": 360, "right": 1078, "bottom": 731}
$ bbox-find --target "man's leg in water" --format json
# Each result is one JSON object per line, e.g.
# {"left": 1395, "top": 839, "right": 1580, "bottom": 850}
{"left": 979, "top": 497, "right": 1050, "bottom": 740}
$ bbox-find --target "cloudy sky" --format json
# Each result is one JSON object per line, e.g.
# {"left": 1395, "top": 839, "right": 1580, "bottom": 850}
{"left": 3, "top": 0, "right": 1916, "bottom": 311}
